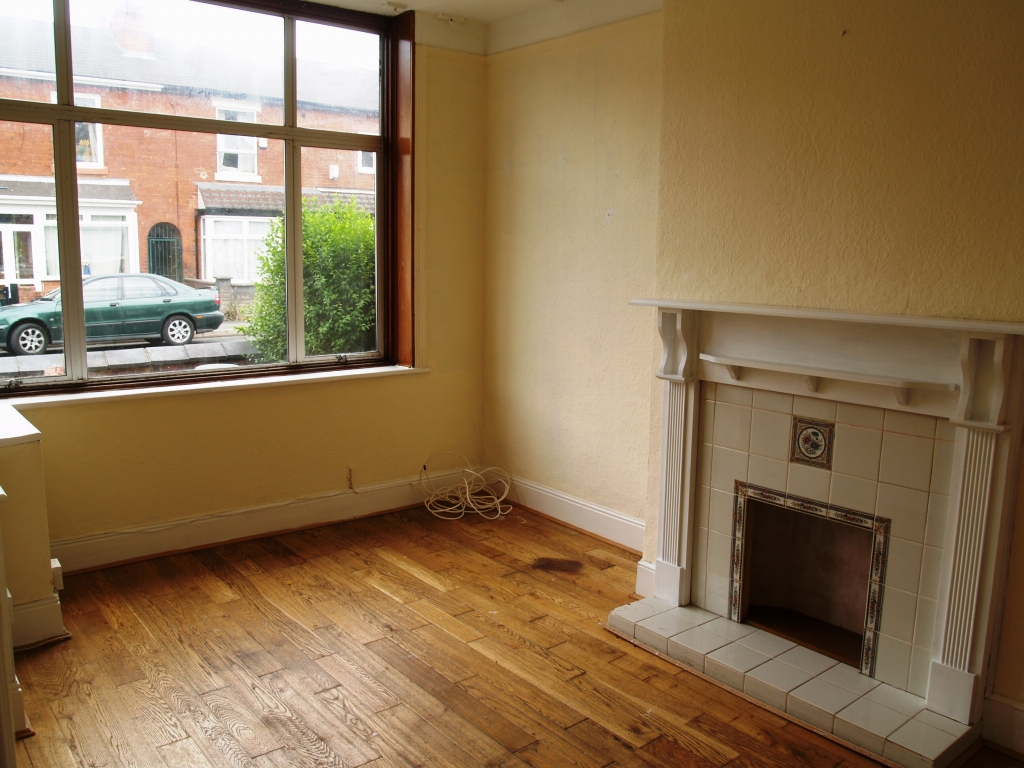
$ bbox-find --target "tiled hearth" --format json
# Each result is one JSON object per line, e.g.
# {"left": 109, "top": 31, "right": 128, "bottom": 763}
{"left": 608, "top": 598, "right": 979, "bottom": 768}
{"left": 614, "top": 300, "right": 1024, "bottom": 768}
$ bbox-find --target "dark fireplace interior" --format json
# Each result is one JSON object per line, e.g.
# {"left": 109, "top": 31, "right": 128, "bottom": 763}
{"left": 743, "top": 499, "right": 873, "bottom": 667}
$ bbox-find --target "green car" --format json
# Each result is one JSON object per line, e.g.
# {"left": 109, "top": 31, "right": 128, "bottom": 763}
{"left": 0, "top": 274, "right": 224, "bottom": 355}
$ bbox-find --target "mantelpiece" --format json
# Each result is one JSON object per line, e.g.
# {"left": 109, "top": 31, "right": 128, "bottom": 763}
{"left": 609, "top": 300, "right": 1024, "bottom": 768}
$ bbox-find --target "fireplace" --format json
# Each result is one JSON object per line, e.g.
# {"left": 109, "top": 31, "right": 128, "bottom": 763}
{"left": 616, "top": 299, "right": 1024, "bottom": 738}
{"left": 742, "top": 496, "right": 877, "bottom": 670}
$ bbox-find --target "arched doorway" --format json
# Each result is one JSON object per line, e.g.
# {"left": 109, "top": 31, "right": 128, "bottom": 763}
{"left": 147, "top": 223, "right": 183, "bottom": 282}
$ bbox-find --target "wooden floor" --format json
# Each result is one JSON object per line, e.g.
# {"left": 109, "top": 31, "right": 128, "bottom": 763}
{"left": 13, "top": 506, "right": 1022, "bottom": 768}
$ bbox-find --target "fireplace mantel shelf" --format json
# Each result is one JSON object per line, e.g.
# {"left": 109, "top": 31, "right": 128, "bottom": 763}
{"left": 698, "top": 352, "right": 958, "bottom": 401}
{"left": 631, "top": 299, "right": 1024, "bottom": 335}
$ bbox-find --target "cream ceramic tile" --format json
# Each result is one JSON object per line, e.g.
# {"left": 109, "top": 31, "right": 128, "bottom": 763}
{"left": 930, "top": 440, "right": 954, "bottom": 496}
{"left": 699, "top": 399, "right": 715, "bottom": 444}
{"left": 670, "top": 624, "right": 732, "bottom": 656}
{"left": 736, "top": 629, "right": 796, "bottom": 657}
{"left": 914, "top": 709, "right": 970, "bottom": 738}
{"left": 776, "top": 646, "right": 838, "bottom": 676}
{"left": 834, "top": 697, "right": 911, "bottom": 755}
{"left": 749, "top": 408, "right": 791, "bottom": 460}
{"left": 705, "top": 572, "right": 730, "bottom": 617}
{"left": 744, "top": 659, "right": 814, "bottom": 710}
{"left": 925, "top": 494, "right": 948, "bottom": 549}
{"left": 705, "top": 642, "right": 771, "bottom": 688}
{"left": 833, "top": 423, "right": 883, "bottom": 481}
{"left": 752, "top": 389, "right": 793, "bottom": 414}
{"left": 607, "top": 597, "right": 674, "bottom": 635}
{"left": 717, "top": 383, "right": 752, "bottom": 407}
{"left": 874, "top": 634, "right": 912, "bottom": 690}
{"left": 636, "top": 606, "right": 715, "bottom": 653}
{"left": 694, "top": 526, "right": 709, "bottom": 573}
{"left": 711, "top": 445, "right": 748, "bottom": 493}
{"left": 709, "top": 489, "right": 734, "bottom": 536}
{"left": 880, "top": 586, "right": 917, "bottom": 643}
{"left": 713, "top": 402, "right": 752, "bottom": 452}
{"left": 706, "top": 530, "right": 733, "bottom": 578}
{"left": 934, "top": 419, "right": 957, "bottom": 442}
{"left": 864, "top": 683, "right": 926, "bottom": 716}
{"left": 793, "top": 396, "right": 837, "bottom": 421}
{"left": 907, "top": 646, "right": 930, "bottom": 698}
{"left": 691, "top": 566, "right": 707, "bottom": 609}
{"left": 885, "top": 718, "right": 959, "bottom": 764}
{"left": 829, "top": 473, "right": 877, "bottom": 515}
{"left": 875, "top": 483, "right": 929, "bottom": 543}
{"left": 878, "top": 432, "right": 934, "bottom": 492}
{"left": 885, "top": 538, "right": 923, "bottom": 593}
{"left": 787, "top": 678, "right": 861, "bottom": 732}
{"left": 787, "top": 462, "right": 832, "bottom": 503}
{"left": 837, "top": 402, "right": 885, "bottom": 430}
{"left": 913, "top": 597, "right": 936, "bottom": 650}
{"left": 819, "top": 663, "right": 881, "bottom": 696}
{"left": 884, "top": 411, "right": 936, "bottom": 439}
{"left": 700, "top": 443, "right": 713, "bottom": 487}
{"left": 704, "top": 617, "right": 756, "bottom": 641}
{"left": 919, "top": 546, "right": 942, "bottom": 600}
{"left": 747, "top": 455, "right": 788, "bottom": 491}
{"left": 701, "top": 381, "right": 716, "bottom": 401}
{"left": 697, "top": 484, "right": 711, "bottom": 529}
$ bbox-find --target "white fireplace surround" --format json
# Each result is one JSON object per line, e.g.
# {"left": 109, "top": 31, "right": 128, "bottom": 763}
{"left": 633, "top": 299, "right": 1024, "bottom": 729}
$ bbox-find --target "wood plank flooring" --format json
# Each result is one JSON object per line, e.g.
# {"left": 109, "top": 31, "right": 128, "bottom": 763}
{"left": 13, "top": 506, "right": 1021, "bottom": 768}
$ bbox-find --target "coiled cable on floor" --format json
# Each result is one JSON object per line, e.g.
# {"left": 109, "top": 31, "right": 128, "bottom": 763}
{"left": 418, "top": 452, "right": 512, "bottom": 520}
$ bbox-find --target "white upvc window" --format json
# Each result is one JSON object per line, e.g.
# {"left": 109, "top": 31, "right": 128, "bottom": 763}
{"left": 201, "top": 215, "right": 275, "bottom": 283}
{"left": 357, "top": 150, "right": 375, "bottom": 174}
{"left": 215, "top": 101, "right": 261, "bottom": 182}
{"left": 50, "top": 93, "right": 105, "bottom": 168}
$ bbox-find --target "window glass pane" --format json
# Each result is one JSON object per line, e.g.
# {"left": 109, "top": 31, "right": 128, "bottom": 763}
{"left": 0, "top": 0, "right": 56, "bottom": 104}
{"left": 0, "top": 121, "right": 66, "bottom": 379}
{"left": 82, "top": 277, "right": 119, "bottom": 303}
{"left": 123, "top": 276, "right": 163, "bottom": 299}
{"left": 69, "top": 0, "right": 284, "bottom": 124}
{"left": 84, "top": 125, "right": 286, "bottom": 379}
{"left": 299, "top": 147, "right": 378, "bottom": 359}
{"left": 296, "top": 21, "right": 380, "bottom": 135}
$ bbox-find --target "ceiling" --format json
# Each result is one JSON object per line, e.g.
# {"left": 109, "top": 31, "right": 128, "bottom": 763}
{"left": 314, "top": 0, "right": 559, "bottom": 24}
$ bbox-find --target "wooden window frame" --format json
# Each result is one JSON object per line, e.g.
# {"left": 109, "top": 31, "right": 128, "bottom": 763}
{"left": 0, "top": 0, "right": 414, "bottom": 395}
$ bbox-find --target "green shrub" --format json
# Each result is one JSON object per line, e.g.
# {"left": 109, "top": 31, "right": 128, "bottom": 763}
{"left": 243, "top": 198, "right": 377, "bottom": 361}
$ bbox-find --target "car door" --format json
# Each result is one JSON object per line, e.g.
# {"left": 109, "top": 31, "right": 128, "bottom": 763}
{"left": 82, "top": 277, "right": 122, "bottom": 339}
{"left": 121, "top": 275, "right": 168, "bottom": 337}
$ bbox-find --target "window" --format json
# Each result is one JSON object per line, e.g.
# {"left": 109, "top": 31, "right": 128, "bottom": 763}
{"left": 216, "top": 105, "right": 260, "bottom": 181}
{"left": 0, "top": 0, "right": 412, "bottom": 391}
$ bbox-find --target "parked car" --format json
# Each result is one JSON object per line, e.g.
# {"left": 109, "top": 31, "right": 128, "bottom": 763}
{"left": 0, "top": 274, "right": 224, "bottom": 355}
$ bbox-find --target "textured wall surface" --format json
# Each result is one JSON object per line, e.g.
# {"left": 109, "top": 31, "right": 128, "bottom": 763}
{"left": 483, "top": 14, "right": 662, "bottom": 522}
{"left": 24, "top": 46, "right": 487, "bottom": 542}
{"left": 657, "top": 0, "right": 1024, "bottom": 321}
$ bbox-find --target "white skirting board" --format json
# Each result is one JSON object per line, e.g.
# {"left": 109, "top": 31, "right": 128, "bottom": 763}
{"left": 51, "top": 470, "right": 466, "bottom": 573}
{"left": 508, "top": 476, "right": 645, "bottom": 553}
{"left": 983, "top": 695, "right": 1024, "bottom": 755}
{"left": 12, "top": 593, "right": 66, "bottom": 648}
{"left": 635, "top": 559, "right": 655, "bottom": 597}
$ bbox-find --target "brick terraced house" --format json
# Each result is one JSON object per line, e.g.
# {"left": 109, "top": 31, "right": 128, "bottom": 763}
{"left": 0, "top": 11, "right": 378, "bottom": 300}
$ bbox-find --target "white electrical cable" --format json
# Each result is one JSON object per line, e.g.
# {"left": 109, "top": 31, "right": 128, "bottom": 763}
{"left": 418, "top": 452, "right": 512, "bottom": 520}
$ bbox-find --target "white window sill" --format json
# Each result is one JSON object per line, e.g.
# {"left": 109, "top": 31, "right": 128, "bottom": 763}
{"left": 214, "top": 172, "right": 262, "bottom": 183}
{"left": 7, "top": 364, "right": 428, "bottom": 411}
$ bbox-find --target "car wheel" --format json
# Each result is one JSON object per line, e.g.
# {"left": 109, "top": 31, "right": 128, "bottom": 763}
{"left": 9, "top": 323, "right": 49, "bottom": 355}
{"left": 162, "top": 315, "right": 195, "bottom": 346}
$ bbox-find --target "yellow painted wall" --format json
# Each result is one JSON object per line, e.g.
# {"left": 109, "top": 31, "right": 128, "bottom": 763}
{"left": 482, "top": 14, "right": 663, "bottom": 521}
{"left": 655, "top": 0, "right": 1024, "bottom": 707}
{"left": 20, "top": 45, "right": 487, "bottom": 544}
{"left": 993, "top": 455, "right": 1024, "bottom": 706}
{"left": 0, "top": 441, "right": 55, "bottom": 604}
{"left": 657, "top": 0, "right": 1024, "bottom": 321}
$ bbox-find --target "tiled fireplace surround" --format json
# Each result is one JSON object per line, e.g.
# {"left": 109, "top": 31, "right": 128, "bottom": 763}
{"left": 607, "top": 301, "right": 1024, "bottom": 768}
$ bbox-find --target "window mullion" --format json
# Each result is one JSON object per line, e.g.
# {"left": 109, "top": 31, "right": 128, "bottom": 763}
{"left": 54, "top": 119, "right": 87, "bottom": 381}
{"left": 283, "top": 16, "right": 303, "bottom": 364}
{"left": 53, "top": 0, "right": 73, "bottom": 107}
